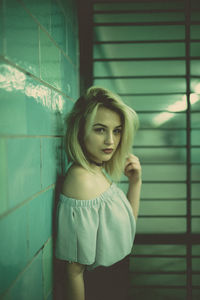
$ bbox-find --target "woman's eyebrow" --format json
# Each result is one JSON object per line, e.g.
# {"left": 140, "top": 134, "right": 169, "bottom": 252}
{"left": 93, "top": 123, "right": 122, "bottom": 128}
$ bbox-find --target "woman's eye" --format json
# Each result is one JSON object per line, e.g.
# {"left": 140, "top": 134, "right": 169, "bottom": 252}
{"left": 114, "top": 129, "right": 122, "bottom": 135}
{"left": 94, "top": 128, "right": 105, "bottom": 134}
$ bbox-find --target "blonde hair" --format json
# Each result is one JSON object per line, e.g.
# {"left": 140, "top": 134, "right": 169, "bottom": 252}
{"left": 65, "top": 86, "right": 139, "bottom": 181}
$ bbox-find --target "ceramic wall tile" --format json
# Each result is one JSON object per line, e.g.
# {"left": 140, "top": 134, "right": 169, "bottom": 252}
{"left": 0, "top": 0, "right": 79, "bottom": 296}
{"left": 39, "top": 28, "right": 61, "bottom": 90}
{"left": 42, "top": 238, "right": 53, "bottom": 298}
{"left": 0, "top": 139, "right": 7, "bottom": 215}
{"left": 0, "top": 2, "right": 4, "bottom": 56}
{"left": 60, "top": 53, "right": 74, "bottom": 97}
{"left": 46, "top": 292, "right": 53, "bottom": 300}
{"left": 4, "top": 0, "right": 39, "bottom": 77}
{"left": 0, "top": 204, "right": 28, "bottom": 295}
{"left": 5, "top": 251, "right": 43, "bottom": 300}
{"left": 23, "top": 0, "right": 51, "bottom": 33}
{"left": 28, "top": 189, "right": 54, "bottom": 258}
{"left": 41, "top": 137, "right": 63, "bottom": 188}
{"left": 6, "top": 138, "right": 41, "bottom": 209}
{"left": 68, "top": 21, "right": 77, "bottom": 66}
{"left": 25, "top": 79, "right": 66, "bottom": 136}
{"left": 0, "top": 63, "right": 27, "bottom": 135}
{"left": 51, "top": 0, "right": 66, "bottom": 54}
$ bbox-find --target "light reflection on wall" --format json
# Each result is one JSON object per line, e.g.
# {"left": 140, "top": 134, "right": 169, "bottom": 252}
{"left": 153, "top": 92, "right": 200, "bottom": 127}
{"left": 0, "top": 64, "right": 65, "bottom": 112}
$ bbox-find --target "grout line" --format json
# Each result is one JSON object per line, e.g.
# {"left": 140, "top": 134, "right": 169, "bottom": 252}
{"left": 0, "top": 135, "right": 64, "bottom": 138}
{"left": 42, "top": 236, "right": 53, "bottom": 300}
{"left": 2, "top": 0, "right": 6, "bottom": 56}
{"left": 45, "top": 289, "right": 53, "bottom": 300}
{"left": 17, "top": 0, "right": 78, "bottom": 70}
{"left": 38, "top": 22, "right": 41, "bottom": 80}
{"left": 43, "top": 236, "right": 53, "bottom": 248}
{"left": 40, "top": 138, "right": 42, "bottom": 190}
{"left": 0, "top": 184, "right": 55, "bottom": 220}
{"left": 1, "top": 236, "right": 53, "bottom": 299}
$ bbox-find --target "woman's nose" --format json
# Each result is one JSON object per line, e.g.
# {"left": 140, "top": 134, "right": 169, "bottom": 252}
{"left": 105, "top": 132, "right": 114, "bottom": 145}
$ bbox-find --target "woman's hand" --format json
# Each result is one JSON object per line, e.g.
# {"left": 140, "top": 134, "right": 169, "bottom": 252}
{"left": 124, "top": 154, "right": 142, "bottom": 184}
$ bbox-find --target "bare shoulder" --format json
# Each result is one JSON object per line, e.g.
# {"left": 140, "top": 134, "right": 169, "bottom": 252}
{"left": 61, "top": 164, "right": 95, "bottom": 200}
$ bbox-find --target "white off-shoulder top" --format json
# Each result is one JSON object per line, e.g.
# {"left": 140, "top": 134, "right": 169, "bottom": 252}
{"left": 55, "top": 182, "right": 136, "bottom": 271}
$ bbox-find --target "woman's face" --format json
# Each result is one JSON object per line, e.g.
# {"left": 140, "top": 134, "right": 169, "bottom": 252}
{"left": 84, "top": 106, "right": 122, "bottom": 164}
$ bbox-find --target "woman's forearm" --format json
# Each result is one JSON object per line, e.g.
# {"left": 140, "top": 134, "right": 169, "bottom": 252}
{"left": 66, "top": 272, "right": 85, "bottom": 300}
{"left": 127, "top": 179, "right": 142, "bottom": 221}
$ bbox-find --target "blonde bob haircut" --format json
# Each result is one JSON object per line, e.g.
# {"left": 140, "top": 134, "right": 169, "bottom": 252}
{"left": 65, "top": 86, "right": 139, "bottom": 181}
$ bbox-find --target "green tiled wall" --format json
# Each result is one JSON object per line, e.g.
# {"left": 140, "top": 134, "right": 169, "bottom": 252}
{"left": 0, "top": 0, "right": 79, "bottom": 299}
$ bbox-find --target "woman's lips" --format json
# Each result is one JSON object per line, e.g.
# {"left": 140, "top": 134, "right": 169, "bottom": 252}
{"left": 102, "top": 149, "right": 113, "bottom": 154}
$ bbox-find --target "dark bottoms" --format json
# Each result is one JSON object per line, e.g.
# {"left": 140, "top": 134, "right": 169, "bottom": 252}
{"left": 83, "top": 255, "right": 130, "bottom": 300}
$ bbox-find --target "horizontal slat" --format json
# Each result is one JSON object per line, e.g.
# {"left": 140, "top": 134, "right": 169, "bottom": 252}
{"left": 94, "top": 21, "right": 185, "bottom": 26}
{"left": 94, "top": 9, "right": 184, "bottom": 14}
{"left": 135, "top": 234, "right": 200, "bottom": 244}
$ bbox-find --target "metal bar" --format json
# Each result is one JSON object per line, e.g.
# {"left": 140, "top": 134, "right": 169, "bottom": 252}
{"left": 134, "top": 111, "right": 200, "bottom": 114}
{"left": 133, "top": 145, "right": 186, "bottom": 148}
{"left": 92, "top": 0, "right": 184, "bottom": 4}
{"left": 130, "top": 285, "right": 186, "bottom": 289}
{"left": 94, "top": 21, "right": 185, "bottom": 26}
{"left": 94, "top": 75, "right": 186, "bottom": 79}
{"left": 95, "top": 76, "right": 200, "bottom": 80}
{"left": 77, "top": 0, "right": 93, "bottom": 92}
{"left": 133, "top": 145, "right": 200, "bottom": 148}
{"left": 137, "top": 111, "right": 186, "bottom": 114}
{"left": 94, "top": 56, "right": 186, "bottom": 61}
{"left": 94, "top": 9, "right": 184, "bottom": 14}
{"left": 138, "top": 215, "right": 188, "bottom": 218}
{"left": 142, "top": 181, "right": 200, "bottom": 183}
{"left": 134, "top": 254, "right": 200, "bottom": 258}
{"left": 139, "top": 198, "right": 200, "bottom": 201}
{"left": 136, "top": 127, "right": 200, "bottom": 131}
{"left": 140, "top": 198, "right": 187, "bottom": 201}
{"left": 134, "top": 234, "right": 200, "bottom": 244}
{"left": 94, "top": 39, "right": 186, "bottom": 44}
{"left": 119, "top": 92, "right": 186, "bottom": 95}
{"left": 130, "top": 285, "right": 200, "bottom": 289}
{"left": 189, "top": 56, "right": 200, "bottom": 59}
{"left": 135, "top": 254, "right": 187, "bottom": 258}
{"left": 138, "top": 215, "right": 200, "bottom": 218}
{"left": 136, "top": 163, "right": 187, "bottom": 166}
{"left": 190, "top": 21, "right": 200, "bottom": 25}
{"left": 136, "top": 163, "right": 200, "bottom": 167}
{"left": 141, "top": 181, "right": 200, "bottom": 184}
{"left": 131, "top": 271, "right": 187, "bottom": 275}
{"left": 121, "top": 180, "right": 187, "bottom": 184}
{"left": 133, "top": 162, "right": 187, "bottom": 165}
{"left": 139, "top": 128, "right": 187, "bottom": 130}
{"left": 94, "top": 39, "right": 200, "bottom": 44}
{"left": 185, "top": 0, "right": 193, "bottom": 298}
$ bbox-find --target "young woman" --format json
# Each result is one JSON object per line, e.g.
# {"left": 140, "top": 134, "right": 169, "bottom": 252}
{"left": 55, "top": 86, "right": 142, "bottom": 300}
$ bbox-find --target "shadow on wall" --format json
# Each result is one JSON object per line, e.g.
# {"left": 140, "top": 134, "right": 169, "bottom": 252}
{"left": 53, "top": 175, "right": 66, "bottom": 300}
{"left": 52, "top": 110, "right": 68, "bottom": 300}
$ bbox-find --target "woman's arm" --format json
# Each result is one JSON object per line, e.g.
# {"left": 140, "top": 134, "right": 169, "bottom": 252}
{"left": 124, "top": 154, "right": 142, "bottom": 221}
{"left": 65, "top": 262, "right": 85, "bottom": 300}
{"left": 61, "top": 165, "right": 99, "bottom": 300}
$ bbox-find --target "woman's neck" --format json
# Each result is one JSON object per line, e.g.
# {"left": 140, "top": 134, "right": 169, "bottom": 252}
{"left": 87, "top": 159, "right": 104, "bottom": 174}
{"left": 88, "top": 158, "right": 104, "bottom": 167}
